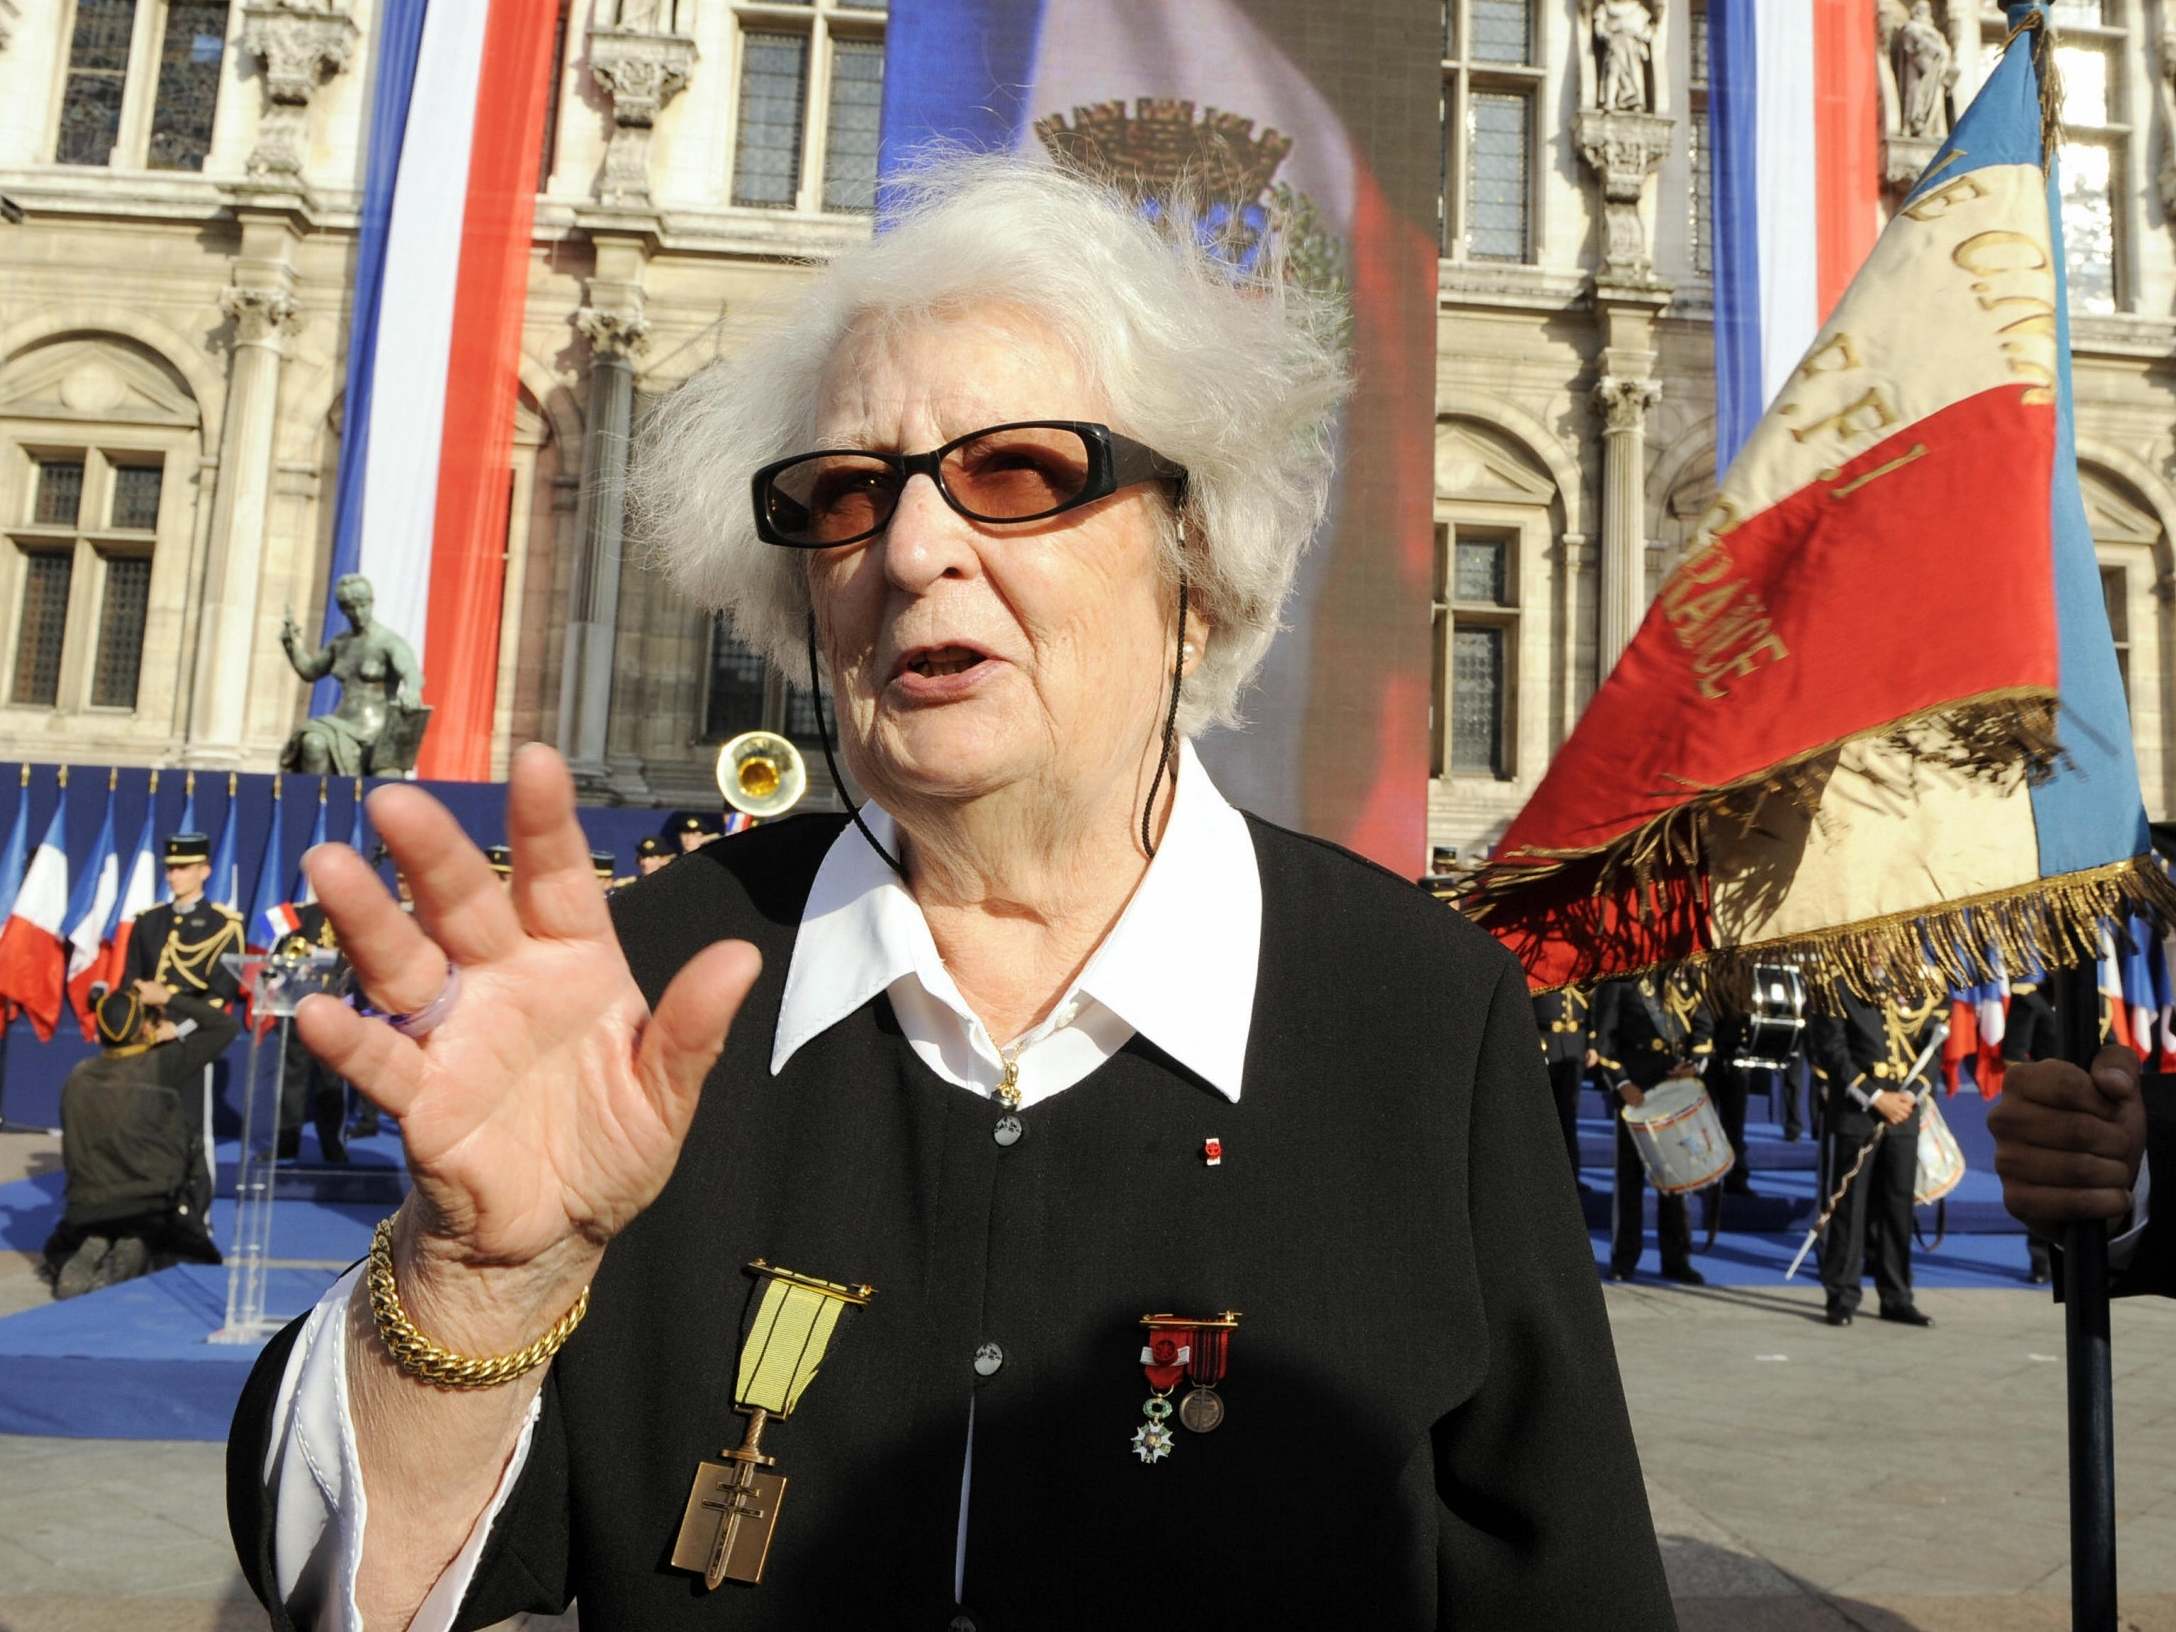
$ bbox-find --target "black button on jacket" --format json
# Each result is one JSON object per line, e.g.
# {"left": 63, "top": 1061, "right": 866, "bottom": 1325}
{"left": 227, "top": 813, "right": 1675, "bottom": 1630}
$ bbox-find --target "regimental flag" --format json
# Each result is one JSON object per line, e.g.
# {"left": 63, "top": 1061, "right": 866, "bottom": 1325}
{"left": 1941, "top": 966, "right": 2008, "bottom": 1099}
{"left": 322, "top": 0, "right": 560, "bottom": 781}
{"left": 0, "top": 784, "right": 71, "bottom": 1042}
{"left": 247, "top": 782, "right": 289, "bottom": 953}
{"left": 96, "top": 796, "right": 161, "bottom": 1016}
{"left": 158, "top": 777, "right": 199, "bottom": 905}
{"left": 289, "top": 786, "right": 330, "bottom": 913}
{"left": 1459, "top": 7, "right": 2175, "bottom": 1004}
{"left": 0, "top": 774, "right": 29, "bottom": 1025}
{"left": 1709, "top": 0, "right": 1882, "bottom": 470}
{"left": 878, "top": 0, "right": 1439, "bottom": 870}
{"left": 62, "top": 779, "right": 119, "bottom": 1041}
{"left": 208, "top": 776, "right": 241, "bottom": 913}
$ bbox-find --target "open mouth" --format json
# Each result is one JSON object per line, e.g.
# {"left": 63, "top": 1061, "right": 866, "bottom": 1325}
{"left": 898, "top": 644, "right": 990, "bottom": 679}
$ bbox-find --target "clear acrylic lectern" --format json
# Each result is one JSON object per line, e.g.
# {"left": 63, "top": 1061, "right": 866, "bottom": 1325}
{"left": 209, "top": 948, "right": 346, "bottom": 1344}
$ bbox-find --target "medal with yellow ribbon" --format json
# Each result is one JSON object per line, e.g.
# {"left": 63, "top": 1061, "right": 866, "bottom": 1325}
{"left": 671, "top": 1261, "right": 874, "bottom": 1589}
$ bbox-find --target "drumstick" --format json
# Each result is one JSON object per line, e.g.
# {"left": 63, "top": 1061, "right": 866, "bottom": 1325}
{"left": 1784, "top": 1023, "right": 1949, "bottom": 1281}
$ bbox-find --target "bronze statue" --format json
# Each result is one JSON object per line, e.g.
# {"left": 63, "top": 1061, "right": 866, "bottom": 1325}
{"left": 279, "top": 574, "right": 429, "bottom": 776}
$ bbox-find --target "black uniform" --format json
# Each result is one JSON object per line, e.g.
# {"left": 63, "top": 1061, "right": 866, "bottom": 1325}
{"left": 275, "top": 903, "right": 348, "bottom": 1162}
{"left": 2117, "top": 1076, "right": 2176, "bottom": 1299}
{"left": 1809, "top": 990, "right": 1939, "bottom": 1317}
{"left": 119, "top": 890, "right": 242, "bottom": 1158}
{"left": 123, "top": 894, "right": 245, "bottom": 1008}
{"left": 43, "top": 990, "right": 238, "bottom": 1271}
{"left": 1532, "top": 987, "right": 1591, "bottom": 1182}
{"left": 1593, "top": 973, "right": 1714, "bottom": 1278}
{"left": 228, "top": 815, "right": 1676, "bottom": 1630}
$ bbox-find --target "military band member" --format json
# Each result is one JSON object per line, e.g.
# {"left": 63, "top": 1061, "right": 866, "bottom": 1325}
{"left": 1809, "top": 984, "right": 1939, "bottom": 1328}
{"left": 123, "top": 832, "right": 245, "bottom": 1012}
{"left": 276, "top": 902, "right": 349, "bottom": 1163}
{"left": 1533, "top": 986, "right": 1591, "bottom": 1183}
{"left": 671, "top": 813, "right": 719, "bottom": 854}
{"left": 1706, "top": 1006, "right": 1762, "bottom": 1196}
{"left": 1593, "top": 972, "right": 1712, "bottom": 1285}
{"left": 635, "top": 834, "right": 671, "bottom": 877}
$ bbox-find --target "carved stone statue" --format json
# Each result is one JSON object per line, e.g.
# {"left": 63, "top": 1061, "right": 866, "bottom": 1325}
{"left": 1895, "top": 1, "right": 1955, "bottom": 139}
{"left": 1594, "top": 0, "right": 1656, "bottom": 114}
{"left": 279, "top": 574, "right": 429, "bottom": 776}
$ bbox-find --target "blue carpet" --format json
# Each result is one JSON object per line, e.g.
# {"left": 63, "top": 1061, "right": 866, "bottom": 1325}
{"left": 0, "top": 1148, "right": 386, "bottom": 1441}
{"left": 0, "top": 1262, "right": 337, "bottom": 1439}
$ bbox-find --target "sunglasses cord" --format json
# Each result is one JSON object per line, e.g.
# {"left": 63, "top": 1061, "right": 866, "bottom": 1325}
{"left": 1139, "top": 577, "right": 1188, "bottom": 861}
{"left": 805, "top": 579, "right": 1186, "bottom": 880}
{"left": 807, "top": 611, "right": 908, "bottom": 880}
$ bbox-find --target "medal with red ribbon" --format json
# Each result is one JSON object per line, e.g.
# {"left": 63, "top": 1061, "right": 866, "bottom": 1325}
{"left": 1132, "top": 1312, "right": 1240, "bottom": 1463}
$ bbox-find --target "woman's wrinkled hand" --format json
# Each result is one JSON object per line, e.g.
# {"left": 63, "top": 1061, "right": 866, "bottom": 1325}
{"left": 294, "top": 744, "right": 760, "bottom": 1300}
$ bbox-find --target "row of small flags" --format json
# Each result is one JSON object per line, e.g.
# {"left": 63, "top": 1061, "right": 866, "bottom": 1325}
{"left": 0, "top": 772, "right": 359, "bottom": 1045}
{"left": 1937, "top": 912, "right": 2176, "bottom": 1099}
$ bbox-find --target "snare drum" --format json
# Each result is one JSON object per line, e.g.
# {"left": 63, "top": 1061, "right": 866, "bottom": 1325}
{"left": 1734, "top": 964, "right": 1807, "bottom": 1071}
{"left": 1621, "top": 1077, "right": 1737, "bottom": 1195}
{"left": 1913, "top": 1093, "right": 1966, "bottom": 1207}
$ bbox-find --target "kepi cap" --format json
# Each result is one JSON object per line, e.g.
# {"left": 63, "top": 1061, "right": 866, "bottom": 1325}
{"left": 162, "top": 832, "right": 211, "bottom": 866}
{"left": 485, "top": 844, "right": 513, "bottom": 876}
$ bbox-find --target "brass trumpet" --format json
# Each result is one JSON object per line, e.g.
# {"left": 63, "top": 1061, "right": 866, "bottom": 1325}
{"left": 716, "top": 730, "right": 807, "bottom": 819}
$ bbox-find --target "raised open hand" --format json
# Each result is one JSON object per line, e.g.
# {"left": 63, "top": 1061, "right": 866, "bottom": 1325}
{"left": 295, "top": 743, "right": 760, "bottom": 1287}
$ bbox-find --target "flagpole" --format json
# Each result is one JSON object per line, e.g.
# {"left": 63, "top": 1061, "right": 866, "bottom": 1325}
{"left": 2058, "top": 957, "right": 2117, "bottom": 1631}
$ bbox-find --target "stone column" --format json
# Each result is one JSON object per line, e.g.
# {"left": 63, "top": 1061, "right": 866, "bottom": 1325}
{"left": 1592, "top": 375, "right": 1661, "bottom": 673}
{"left": 557, "top": 283, "right": 649, "bottom": 782}
{"left": 237, "top": 1, "right": 358, "bottom": 183}
{"left": 1575, "top": 27, "right": 1672, "bottom": 684}
{"left": 191, "top": 232, "right": 299, "bottom": 762}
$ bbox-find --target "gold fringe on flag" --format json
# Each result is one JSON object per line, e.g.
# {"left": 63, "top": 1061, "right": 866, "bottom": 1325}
{"left": 1441, "top": 851, "right": 2176, "bottom": 1014}
{"left": 1453, "top": 691, "right": 2060, "bottom": 924}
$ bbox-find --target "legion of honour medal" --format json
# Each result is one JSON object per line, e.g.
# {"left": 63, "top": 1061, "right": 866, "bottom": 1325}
{"left": 1132, "top": 1311, "right": 1240, "bottom": 1463}
{"left": 670, "top": 1261, "right": 874, "bottom": 1589}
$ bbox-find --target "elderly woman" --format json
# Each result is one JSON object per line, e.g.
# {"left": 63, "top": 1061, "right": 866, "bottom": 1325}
{"left": 228, "top": 158, "right": 1671, "bottom": 1630}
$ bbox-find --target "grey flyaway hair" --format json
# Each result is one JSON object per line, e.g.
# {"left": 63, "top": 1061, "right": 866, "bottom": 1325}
{"left": 632, "top": 151, "right": 1351, "bottom": 736}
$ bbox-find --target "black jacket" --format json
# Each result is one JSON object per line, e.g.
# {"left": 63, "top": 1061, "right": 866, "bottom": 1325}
{"left": 48, "top": 991, "right": 235, "bottom": 1261}
{"left": 1592, "top": 975, "right": 1713, "bottom": 1092}
{"left": 227, "top": 814, "right": 1673, "bottom": 1630}
{"left": 1810, "top": 991, "right": 1941, "bottom": 1139}
{"left": 2111, "top": 1075, "right": 2176, "bottom": 1302}
{"left": 123, "top": 896, "right": 244, "bottom": 1005}
{"left": 1533, "top": 987, "right": 1591, "bottom": 1068}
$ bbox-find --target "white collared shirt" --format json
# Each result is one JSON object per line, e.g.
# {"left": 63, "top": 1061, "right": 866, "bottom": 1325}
{"left": 774, "top": 738, "right": 1258, "bottom": 1107}
{"left": 264, "top": 741, "right": 1262, "bottom": 1630}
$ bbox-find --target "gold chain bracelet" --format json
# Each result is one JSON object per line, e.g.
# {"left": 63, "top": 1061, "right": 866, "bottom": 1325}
{"left": 364, "top": 1217, "right": 591, "bottom": 1390}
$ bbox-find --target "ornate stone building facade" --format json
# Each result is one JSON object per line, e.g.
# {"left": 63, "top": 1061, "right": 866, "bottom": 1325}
{"left": 0, "top": 0, "right": 884, "bottom": 807}
{"left": 0, "top": 1, "right": 2169, "bottom": 863}
{"left": 1429, "top": 0, "right": 2176, "bottom": 868}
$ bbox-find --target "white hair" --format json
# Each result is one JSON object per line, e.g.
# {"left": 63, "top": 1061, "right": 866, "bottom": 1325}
{"left": 632, "top": 152, "right": 1351, "bottom": 736}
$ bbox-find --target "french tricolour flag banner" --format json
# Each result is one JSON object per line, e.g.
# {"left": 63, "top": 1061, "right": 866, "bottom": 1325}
{"left": 246, "top": 785, "right": 289, "bottom": 954}
{"left": 1461, "top": 7, "right": 2176, "bottom": 1003}
{"left": 323, "top": 0, "right": 558, "bottom": 780}
{"left": 1710, "top": 0, "right": 1881, "bottom": 468}
{"left": 62, "top": 783, "right": 119, "bottom": 1041}
{"left": 877, "top": 0, "right": 1438, "bottom": 869}
{"left": 0, "top": 789, "right": 71, "bottom": 1042}
{"left": 91, "top": 802, "right": 162, "bottom": 1017}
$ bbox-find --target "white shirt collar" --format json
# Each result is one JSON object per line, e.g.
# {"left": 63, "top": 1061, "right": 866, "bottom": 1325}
{"left": 772, "top": 739, "right": 1260, "bottom": 1103}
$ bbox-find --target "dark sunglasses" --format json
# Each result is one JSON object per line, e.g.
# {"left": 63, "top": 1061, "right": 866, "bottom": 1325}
{"left": 751, "top": 419, "right": 1187, "bottom": 549}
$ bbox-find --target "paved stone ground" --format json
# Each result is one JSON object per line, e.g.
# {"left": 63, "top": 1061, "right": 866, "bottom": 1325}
{"left": 3, "top": 1130, "right": 2174, "bottom": 1630}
